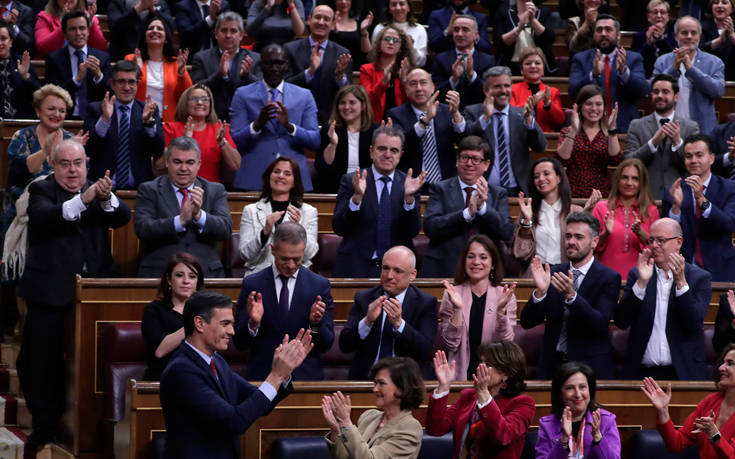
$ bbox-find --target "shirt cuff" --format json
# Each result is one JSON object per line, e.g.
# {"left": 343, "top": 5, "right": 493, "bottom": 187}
{"left": 462, "top": 208, "right": 473, "bottom": 222}
{"left": 144, "top": 124, "right": 157, "bottom": 137}
{"left": 250, "top": 122, "right": 261, "bottom": 135}
{"left": 337, "top": 74, "right": 349, "bottom": 87}
{"left": 476, "top": 394, "right": 493, "bottom": 409}
{"left": 358, "top": 318, "right": 372, "bottom": 340}
{"left": 479, "top": 116, "right": 490, "bottom": 131}
{"left": 647, "top": 139, "right": 657, "bottom": 153}
{"left": 173, "top": 215, "right": 186, "bottom": 233}
{"left": 453, "top": 117, "right": 466, "bottom": 133}
{"left": 564, "top": 292, "right": 578, "bottom": 304}
{"left": 414, "top": 122, "right": 427, "bottom": 137}
{"left": 668, "top": 209, "right": 681, "bottom": 222}
{"left": 723, "top": 154, "right": 734, "bottom": 167}
{"left": 525, "top": 116, "right": 536, "bottom": 129}
{"left": 532, "top": 290, "right": 546, "bottom": 302}
{"left": 632, "top": 281, "right": 646, "bottom": 300}
{"left": 619, "top": 67, "right": 630, "bottom": 84}
{"left": 258, "top": 381, "right": 278, "bottom": 401}
{"left": 304, "top": 69, "right": 314, "bottom": 83}
{"left": 395, "top": 319, "right": 405, "bottom": 333}
{"left": 205, "top": 15, "right": 215, "bottom": 27}
{"left": 448, "top": 77, "right": 459, "bottom": 89}
{"left": 403, "top": 200, "right": 415, "bottom": 211}
{"left": 348, "top": 198, "right": 362, "bottom": 211}
{"left": 476, "top": 202, "right": 487, "bottom": 215}
{"left": 248, "top": 323, "right": 259, "bottom": 336}
{"left": 62, "top": 194, "right": 87, "bottom": 221}
{"left": 702, "top": 204, "right": 712, "bottom": 219}
{"left": 95, "top": 117, "right": 110, "bottom": 137}
{"left": 101, "top": 194, "right": 120, "bottom": 212}
{"left": 433, "top": 388, "right": 450, "bottom": 399}
{"left": 93, "top": 73, "right": 103, "bottom": 84}
{"left": 675, "top": 284, "right": 690, "bottom": 296}
{"left": 193, "top": 209, "right": 207, "bottom": 231}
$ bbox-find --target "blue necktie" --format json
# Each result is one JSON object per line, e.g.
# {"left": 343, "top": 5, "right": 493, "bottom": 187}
{"left": 420, "top": 113, "right": 442, "bottom": 183}
{"left": 376, "top": 175, "right": 392, "bottom": 260}
{"left": 377, "top": 309, "right": 394, "bottom": 360}
{"left": 74, "top": 49, "right": 88, "bottom": 118}
{"left": 495, "top": 111, "right": 511, "bottom": 187}
{"left": 116, "top": 105, "right": 131, "bottom": 188}
{"left": 278, "top": 274, "right": 290, "bottom": 320}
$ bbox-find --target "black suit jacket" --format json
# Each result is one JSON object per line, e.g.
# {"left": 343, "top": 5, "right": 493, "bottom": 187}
{"left": 712, "top": 121, "right": 735, "bottom": 177}
{"left": 107, "top": 0, "right": 175, "bottom": 60}
{"left": 8, "top": 1, "right": 34, "bottom": 55}
{"left": 314, "top": 123, "right": 377, "bottom": 193}
{"left": 21, "top": 175, "right": 131, "bottom": 306}
{"left": 83, "top": 99, "right": 165, "bottom": 187}
{"left": 190, "top": 46, "right": 261, "bottom": 121}
{"left": 174, "top": 0, "right": 230, "bottom": 58}
{"left": 160, "top": 341, "right": 291, "bottom": 459}
{"left": 44, "top": 46, "right": 110, "bottom": 117}
{"left": 430, "top": 48, "right": 495, "bottom": 109}
{"left": 0, "top": 53, "right": 40, "bottom": 118}
{"left": 284, "top": 37, "right": 352, "bottom": 126}
{"left": 332, "top": 168, "right": 421, "bottom": 277}
{"left": 339, "top": 285, "right": 438, "bottom": 380}
{"left": 520, "top": 260, "right": 621, "bottom": 379}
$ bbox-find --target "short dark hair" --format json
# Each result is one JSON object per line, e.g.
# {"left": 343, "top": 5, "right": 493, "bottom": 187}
{"left": 651, "top": 73, "right": 679, "bottom": 94}
{"left": 551, "top": 361, "right": 600, "bottom": 417}
{"left": 61, "top": 10, "right": 88, "bottom": 32}
{"left": 259, "top": 157, "right": 304, "bottom": 207}
{"left": 110, "top": 59, "right": 141, "bottom": 82}
{"left": 372, "top": 125, "right": 405, "bottom": 147}
{"left": 683, "top": 133, "right": 714, "bottom": 156}
{"left": 715, "top": 343, "right": 735, "bottom": 390}
{"left": 595, "top": 13, "right": 621, "bottom": 32}
{"left": 157, "top": 252, "right": 204, "bottom": 302}
{"left": 273, "top": 221, "right": 307, "bottom": 248}
{"left": 183, "top": 290, "right": 233, "bottom": 337}
{"left": 166, "top": 136, "right": 201, "bottom": 159}
{"left": 453, "top": 234, "right": 505, "bottom": 286}
{"left": 0, "top": 20, "right": 14, "bottom": 39}
{"left": 566, "top": 211, "right": 601, "bottom": 238}
{"left": 368, "top": 357, "right": 425, "bottom": 410}
{"left": 456, "top": 135, "right": 492, "bottom": 162}
{"left": 476, "top": 340, "right": 527, "bottom": 397}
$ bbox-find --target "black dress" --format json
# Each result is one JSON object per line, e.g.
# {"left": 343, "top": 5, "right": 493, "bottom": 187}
{"left": 141, "top": 298, "right": 184, "bottom": 380}
{"left": 331, "top": 26, "right": 366, "bottom": 68}
{"left": 701, "top": 19, "right": 735, "bottom": 81}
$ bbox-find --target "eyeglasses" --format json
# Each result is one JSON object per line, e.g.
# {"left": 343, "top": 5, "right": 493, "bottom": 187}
{"left": 458, "top": 154, "right": 486, "bottom": 165}
{"left": 188, "top": 96, "right": 211, "bottom": 103}
{"left": 383, "top": 36, "right": 401, "bottom": 43}
{"left": 648, "top": 236, "right": 679, "bottom": 245}
{"left": 113, "top": 78, "right": 138, "bottom": 86}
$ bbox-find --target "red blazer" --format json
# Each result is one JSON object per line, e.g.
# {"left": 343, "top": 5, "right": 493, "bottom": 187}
{"left": 426, "top": 388, "right": 536, "bottom": 459}
{"left": 124, "top": 54, "right": 193, "bottom": 122}
{"left": 510, "top": 81, "right": 565, "bottom": 133}
{"left": 359, "top": 62, "right": 405, "bottom": 121}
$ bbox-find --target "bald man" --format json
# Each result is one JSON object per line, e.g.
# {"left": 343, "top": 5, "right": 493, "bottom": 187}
{"left": 615, "top": 217, "right": 711, "bottom": 380}
{"left": 339, "top": 246, "right": 438, "bottom": 379}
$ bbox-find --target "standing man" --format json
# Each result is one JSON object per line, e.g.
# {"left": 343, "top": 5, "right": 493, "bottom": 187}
{"left": 233, "top": 222, "right": 334, "bottom": 381}
{"left": 662, "top": 134, "right": 735, "bottom": 282}
{"left": 520, "top": 212, "right": 621, "bottom": 379}
{"left": 615, "top": 218, "right": 711, "bottom": 380}
{"left": 624, "top": 73, "right": 699, "bottom": 200}
{"left": 427, "top": 0, "right": 491, "bottom": 54}
{"left": 332, "top": 126, "right": 425, "bottom": 278}
{"left": 339, "top": 246, "right": 438, "bottom": 379}
{"left": 18, "top": 140, "right": 131, "bottom": 447}
{"left": 84, "top": 60, "right": 165, "bottom": 188}
{"left": 174, "top": 0, "right": 230, "bottom": 59}
{"left": 134, "top": 136, "right": 232, "bottom": 277}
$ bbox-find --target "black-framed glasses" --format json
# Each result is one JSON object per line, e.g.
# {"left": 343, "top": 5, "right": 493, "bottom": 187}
{"left": 648, "top": 236, "right": 679, "bottom": 245}
{"left": 458, "top": 154, "right": 486, "bottom": 165}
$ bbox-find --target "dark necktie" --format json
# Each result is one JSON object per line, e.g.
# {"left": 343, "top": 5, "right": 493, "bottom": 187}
{"left": 116, "top": 105, "right": 131, "bottom": 188}
{"left": 604, "top": 55, "right": 612, "bottom": 117}
{"left": 74, "top": 49, "right": 88, "bottom": 118}
{"left": 695, "top": 185, "right": 707, "bottom": 266}
{"left": 179, "top": 188, "right": 189, "bottom": 208}
{"left": 420, "top": 112, "right": 442, "bottom": 183}
{"left": 200, "top": 3, "right": 209, "bottom": 18}
{"left": 494, "top": 112, "right": 511, "bottom": 187}
{"left": 660, "top": 118, "right": 670, "bottom": 126}
{"left": 278, "top": 274, "right": 290, "bottom": 320}
{"left": 464, "top": 186, "right": 474, "bottom": 209}
{"left": 376, "top": 175, "right": 392, "bottom": 259}
{"left": 377, "top": 309, "right": 394, "bottom": 360}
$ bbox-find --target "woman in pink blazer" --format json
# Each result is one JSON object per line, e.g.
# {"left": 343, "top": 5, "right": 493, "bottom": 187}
{"left": 436, "top": 234, "right": 517, "bottom": 381}
{"left": 35, "top": 0, "right": 108, "bottom": 58}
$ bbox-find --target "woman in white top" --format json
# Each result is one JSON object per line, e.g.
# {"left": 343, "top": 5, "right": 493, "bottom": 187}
{"left": 239, "top": 156, "right": 318, "bottom": 275}
{"left": 371, "top": 0, "right": 427, "bottom": 67}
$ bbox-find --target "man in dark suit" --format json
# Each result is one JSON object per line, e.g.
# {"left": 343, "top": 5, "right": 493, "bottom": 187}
{"left": 427, "top": 0, "right": 491, "bottom": 54}
{"left": 284, "top": 4, "right": 351, "bottom": 125}
{"left": 0, "top": 21, "right": 39, "bottom": 119}
{"left": 520, "top": 211, "right": 621, "bottom": 379}
{"left": 18, "top": 139, "right": 131, "bottom": 447}
{"left": 430, "top": 15, "right": 495, "bottom": 109}
{"left": 175, "top": 0, "right": 230, "bottom": 60}
{"left": 465, "top": 66, "right": 546, "bottom": 196}
{"left": 615, "top": 217, "right": 711, "bottom": 380}
{"left": 339, "top": 245, "right": 438, "bottom": 379}
{"left": 568, "top": 14, "right": 649, "bottom": 133}
{"left": 84, "top": 60, "right": 165, "bottom": 188}
{"left": 233, "top": 222, "right": 334, "bottom": 381}
{"left": 624, "top": 74, "right": 699, "bottom": 200}
{"left": 332, "top": 126, "right": 425, "bottom": 278}
{"left": 134, "top": 136, "right": 232, "bottom": 277}
{"left": 711, "top": 120, "right": 735, "bottom": 178}
{"left": 44, "top": 11, "right": 110, "bottom": 120}
{"left": 107, "top": 0, "right": 175, "bottom": 60}
{"left": 662, "top": 134, "right": 735, "bottom": 282}
{"left": 190, "top": 11, "right": 261, "bottom": 122}
{"left": 0, "top": 1, "right": 33, "bottom": 55}
{"left": 388, "top": 68, "right": 465, "bottom": 185}
{"left": 421, "top": 135, "right": 514, "bottom": 277}
{"left": 161, "top": 290, "right": 312, "bottom": 459}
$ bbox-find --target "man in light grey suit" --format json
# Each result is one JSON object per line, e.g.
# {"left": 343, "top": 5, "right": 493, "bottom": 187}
{"left": 420, "top": 135, "right": 514, "bottom": 277}
{"left": 624, "top": 74, "right": 699, "bottom": 200}
{"left": 463, "top": 66, "right": 546, "bottom": 197}
{"left": 134, "top": 136, "right": 232, "bottom": 278}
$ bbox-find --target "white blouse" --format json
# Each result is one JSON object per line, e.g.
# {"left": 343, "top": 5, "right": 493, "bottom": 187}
{"left": 536, "top": 199, "right": 562, "bottom": 265}
{"left": 346, "top": 131, "right": 360, "bottom": 174}
{"left": 145, "top": 60, "right": 165, "bottom": 115}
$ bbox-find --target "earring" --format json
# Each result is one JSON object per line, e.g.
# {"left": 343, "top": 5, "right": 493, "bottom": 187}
{"left": 490, "top": 269, "right": 496, "bottom": 281}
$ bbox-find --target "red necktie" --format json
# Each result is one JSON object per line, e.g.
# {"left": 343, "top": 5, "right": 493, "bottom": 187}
{"left": 179, "top": 188, "right": 189, "bottom": 209}
{"left": 210, "top": 359, "right": 219, "bottom": 379}
{"left": 0, "top": 7, "right": 7, "bottom": 16}
{"left": 464, "top": 187, "right": 474, "bottom": 208}
{"left": 604, "top": 55, "right": 612, "bottom": 117}
{"left": 695, "top": 185, "right": 706, "bottom": 266}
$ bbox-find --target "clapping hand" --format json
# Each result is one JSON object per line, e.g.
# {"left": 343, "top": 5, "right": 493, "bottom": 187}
{"left": 177, "top": 49, "right": 189, "bottom": 75}
{"left": 309, "top": 295, "right": 326, "bottom": 325}
{"left": 330, "top": 391, "right": 352, "bottom": 427}
{"left": 607, "top": 102, "right": 618, "bottom": 130}
{"left": 16, "top": 51, "right": 30, "bottom": 80}
{"left": 550, "top": 270, "right": 576, "bottom": 301}
{"left": 183, "top": 115, "right": 195, "bottom": 137}
{"left": 497, "top": 282, "right": 516, "bottom": 315}
{"left": 263, "top": 210, "right": 285, "bottom": 235}
{"left": 530, "top": 255, "right": 551, "bottom": 297}
{"left": 286, "top": 204, "right": 301, "bottom": 223}
{"left": 692, "top": 410, "right": 718, "bottom": 437}
{"left": 641, "top": 377, "right": 672, "bottom": 423}
{"left": 403, "top": 168, "right": 426, "bottom": 203}
{"left": 73, "top": 129, "right": 89, "bottom": 146}
{"left": 584, "top": 188, "right": 602, "bottom": 212}
{"left": 472, "top": 363, "right": 493, "bottom": 404}
{"left": 247, "top": 291, "right": 264, "bottom": 329}
{"left": 615, "top": 47, "right": 627, "bottom": 74}
{"left": 433, "top": 350, "right": 455, "bottom": 393}
{"left": 101, "top": 91, "right": 117, "bottom": 123}
{"left": 382, "top": 297, "right": 403, "bottom": 329}
{"left": 351, "top": 168, "right": 368, "bottom": 204}
{"left": 142, "top": 95, "right": 156, "bottom": 123}
{"left": 270, "top": 329, "right": 313, "bottom": 381}
{"left": 335, "top": 53, "right": 351, "bottom": 80}
{"left": 727, "top": 290, "right": 735, "bottom": 329}
{"left": 360, "top": 11, "right": 374, "bottom": 33}
{"left": 561, "top": 406, "right": 573, "bottom": 440}
{"left": 366, "top": 295, "right": 385, "bottom": 326}
{"left": 442, "top": 279, "right": 463, "bottom": 310}
{"left": 593, "top": 49, "right": 603, "bottom": 78}
{"left": 635, "top": 248, "right": 655, "bottom": 288}
{"left": 517, "top": 191, "right": 532, "bottom": 221}
{"left": 590, "top": 408, "right": 603, "bottom": 443}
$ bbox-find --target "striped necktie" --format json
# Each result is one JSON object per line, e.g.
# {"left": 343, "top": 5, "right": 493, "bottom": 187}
{"left": 495, "top": 112, "right": 511, "bottom": 187}
{"left": 420, "top": 113, "right": 442, "bottom": 183}
{"left": 115, "top": 105, "right": 131, "bottom": 188}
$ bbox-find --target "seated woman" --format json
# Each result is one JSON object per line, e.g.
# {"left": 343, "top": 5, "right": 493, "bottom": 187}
{"left": 322, "top": 357, "right": 424, "bottom": 458}
{"left": 141, "top": 252, "right": 203, "bottom": 380}
{"left": 592, "top": 158, "right": 660, "bottom": 278}
{"left": 493, "top": 0, "right": 556, "bottom": 75}
{"left": 371, "top": 0, "right": 427, "bottom": 67}
{"left": 631, "top": 0, "right": 676, "bottom": 78}
{"left": 536, "top": 362, "right": 621, "bottom": 458}
{"left": 566, "top": 0, "right": 602, "bottom": 53}
{"left": 437, "top": 235, "right": 517, "bottom": 381}
{"left": 126, "top": 13, "right": 192, "bottom": 122}
{"left": 34, "top": 0, "right": 107, "bottom": 58}
{"left": 246, "top": 0, "right": 306, "bottom": 51}
{"left": 510, "top": 47, "right": 564, "bottom": 132}
{"left": 164, "top": 84, "right": 239, "bottom": 185}
{"left": 360, "top": 25, "right": 412, "bottom": 121}
{"left": 427, "top": 341, "right": 535, "bottom": 458}
{"left": 329, "top": 0, "right": 373, "bottom": 69}
{"left": 642, "top": 344, "right": 735, "bottom": 458}
{"left": 557, "top": 84, "right": 622, "bottom": 198}
{"left": 700, "top": 0, "right": 735, "bottom": 80}
{"left": 315, "top": 84, "right": 378, "bottom": 193}
{"left": 238, "top": 157, "right": 318, "bottom": 276}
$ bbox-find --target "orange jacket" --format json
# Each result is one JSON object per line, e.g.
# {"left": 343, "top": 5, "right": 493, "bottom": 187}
{"left": 124, "top": 54, "right": 193, "bottom": 122}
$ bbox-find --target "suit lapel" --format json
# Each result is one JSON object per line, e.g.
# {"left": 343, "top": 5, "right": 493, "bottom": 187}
{"left": 364, "top": 168, "right": 379, "bottom": 217}
{"left": 450, "top": 179, "right": 466, "bottom": 211}
{"left": 390, "top": 170, "right": 404, "bottom": 220}
{"left": 160, "top": 176, "right": 181, "bottom": 215}
{"left": 262, "top": 268, "right": 280, "bottom": 326}
{"left": 255, "top": 200, "right": 270, "bottom": 228}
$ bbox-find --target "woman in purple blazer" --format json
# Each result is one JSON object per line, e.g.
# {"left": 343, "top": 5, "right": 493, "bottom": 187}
{"left": 536, "top": 362, "right": 621, "bottom": 458}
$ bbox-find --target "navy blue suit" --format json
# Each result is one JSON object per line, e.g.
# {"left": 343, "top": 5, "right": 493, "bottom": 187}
{"left": 519, "top": 260, "right": 621, "bottom": 379}
{"left": 339, "top": 285, "right": 438, "bottom": 380}
{"left": 44, "top": 46, "right": 110, "bottom": 118}
{"left": 662, "top": 173, "right": 735, "bottom": 282}
{"left": 568, "top": 48, "right": 649, "bottom": 133}
{"left": 160, "top": 341, "right": 291, "bottom": 459}
{"left": 9, "top": 1, "right": 34, "bottom": 55}
{"left": 427, "top": 7, "right": 492, "bottom": 54}
{"left": 615, "top": 263, "right": 711, "bottom": 380}
{"left": 430, "top": 49, "right": 495, "bottom": 109}
{"left": 711, "top": 122, "right": 735, "bottom": 177}
{"left": 233, "top": 266, "right": 334, "bottom": 381}
{"left": 174, "top": 0, "right": 230, "bottom": 59}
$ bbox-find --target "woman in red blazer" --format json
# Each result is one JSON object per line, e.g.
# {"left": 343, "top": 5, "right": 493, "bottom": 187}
{"left": 510, "top": 47, "right": 565, "bottom": 133}
{"left": 426, "top": 341, "right": 536, "bottom": 459}
{"left": 359, "top": 24, "right": 412, "bottom": 121}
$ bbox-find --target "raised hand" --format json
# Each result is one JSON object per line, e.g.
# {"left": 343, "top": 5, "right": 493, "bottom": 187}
{"left": 263, "top": 210, "right": 285, "bottom": 235}
{"left": 322, "top": 396, "right": 340, "bottom": 433}
{"left": 254, "top": 101, "right": 277, "bottom": 131}
{"left": 607, "top": 102, "right": 619, "bottom": 130}
{"left": 727, "top": 290, "right": 735, "bottom": 324}
{"left": 188, "top": 186, "right": 204, "bottom": 219}
{"left": 43, "top": 130, "right": 62, "bottom": 160}
{"left": 569, "top": 103, "right": 580, "bottom": 135}
{"left": 101, "top": 91, "right": 116, "bottom": 122}
{"left": 636, "top": 248, "right": 655, "bottom": 286}
{"left": 16, "top": 50, "right": 30, "bottom": 80}
{"left": 583, "top": 188, "right": 601, "bottom": 212}
{"left": 584, "top": 6, "right": 597, "bottom": 27}
{"left": 403, "top": 168, "right": 426, "bottom": 202}
{"left": 177, "top": 49, "right": 189, "bottom": 75}
{"left": 669, "top": 177, "right": 684, "bottom": 210}
{"left": 274, "top": 100, "right": 291, "bottom": 128}
{"left": 216, "top": 121, "right": 227, "bottom": 145}
{"left": 692, "top": 410, "right": 718, "bottom": 436}
{"left": 134, "top": 48, "right": 143, "bottom": 70}
{"left": 81, "top": 181, "right": 99, "bottom": 205}
{"left": 530, "top": 255, "right": 551, "bottom": 297}
{"left": 85, "top": 0, "right": 97, "bottom": 19}
{"left": 603, "top": 210, "right": 614, "bottom": 234}
{"left": 482, "top": 93, "right": 495, "bottom": 121}
{"left": 593, "top": 49, "right": 603, "bottom": 78}
{"left": 142, "top": 95, "right": 156, "bottom": 123}
{"left": 310, "top": 295, "right": 326, "bottom": 324}
{"left": 550, "top": 270, "right": 576, "bottom": 300}
{"left": 360, "top": 11, "right": 374, "bottom": 33}
{"left": 591, "top": 408, "right": 602, "bottom": 442}
{"left": 366, "top": 295, "right": 385, "bottom": 326}
{"left": 327, "top": 119, "right": 338, "bottom": 146}
{"left": 450, "top": 55, "right": 464, "bottom": 82}
{"left": 210, "top": 0, "right": 221, "bottom": 17}
{"left": 247, "top": 291, "right": 264, "bottom": 328}
{"left": 446, "top": 90, "right": 461, "bottom": 118}
{"left": 472, "top": 363, "right": 492, "bottom": 404}
{"left": 661, "top": 120, "right": 681, "bottom": 145}
{"left": 308, "top": 44, "right": 322, "bottom": 76}
{"left": 443, "top": 279, "right": 463, "bottom": 310}
{"left": 517, "top": 191, "right": 532, "bottom": 221}
{"left": 219, "top": 50, "right": 231, "bottom": 76}
{"left": 615, "top": 46, "right": 627, "bottom": 73}
{"left": 684, "top": 174, "right": 705, "bottom": 200}
{"left": 73, "top": 129, "right": 89, "bottom": 146}
{"left": 424, "top": 91, "right": 440, "bottom": 121}
{"left": 93, "top": 169, "right": 113, "bottom": 200}
{"left": 382, "top": 65, "right": 392, "bottom": 86}
{"left": 497, "top": 282, "right": 516, "bottom": 315}
{"left": 330, "top": 391, "right": 352, "bottom": 427}
{"left": 561, "top": 406, "right": 573, "bottom": 439}
{"left": 666, "top": 252, "right": 686, "bottom": 287}
{"left": 240, "top": 55, "right": 254, "bottom": 77}
{"left": 641, "top": 376, "right": 672, "bottom": 423}
{"left": 399, "top": 57, "right": 410, "bottom": 83}
{"left": 543, "top": 85, "right": 551, "bottom": 105}
{"left": 271, "top": 329, "right": 314, "bottom": 379}
{"left": 286, "top": 204, "right": 301, "bottom": 223}
{"left": 183, "top": 115, "right": 195, "bottom": 137}
{"left": 445, "top": 10, "right": 457, "bottom": 35}
{"left": 433, "top": 350, "right": 455, "bottom": 392}
{"left": 351, "top": 168, "right": 368, "bottom": 203}
{"left": 335, "top": 53, "right": 351, "bottom": 80}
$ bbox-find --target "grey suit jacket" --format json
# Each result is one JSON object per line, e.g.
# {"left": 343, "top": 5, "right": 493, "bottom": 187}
{"left": 624, "top": 113, "right": 700, "bottom": 200}
{"left": 134, "top": 175, "right": 232, "bottom": 277}
{"left": 464, "top": 104, "right": 547, "bottom": 194}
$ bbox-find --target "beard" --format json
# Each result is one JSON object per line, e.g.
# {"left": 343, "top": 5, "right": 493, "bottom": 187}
{"left": 598, "top": 43, "right": 617, "bottom": 54}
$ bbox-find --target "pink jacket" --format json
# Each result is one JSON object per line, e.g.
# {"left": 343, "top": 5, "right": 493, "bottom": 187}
{"left": 35, "top": 11, "right": 108, "bottom": 58}
{"left": 437, "top": 283, "right": 516, "bottom": 380}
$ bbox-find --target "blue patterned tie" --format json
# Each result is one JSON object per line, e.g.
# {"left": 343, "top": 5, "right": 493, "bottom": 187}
{"left": 74, "top": 49, "right": 88, "bottom": 118}
{"left": 376, "top": 175, "right": 392, "bottom": 259}
{"left": 495, "top": 111, "right": 511, "bottom": 187}
{"left": 420, "top": 113, "right": 442, "bottom": 183}
{"left": 116, "top": 105, "right": 131, "bottom": 188}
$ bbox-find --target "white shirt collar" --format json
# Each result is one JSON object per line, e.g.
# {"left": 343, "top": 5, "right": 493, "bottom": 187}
{"left": 170, "top": 181, "right": 195, "bottom": 193}
{"left": 570, "top": 256, "right": 595, "bottom": 275}
{"left": 654, "top": 264, "right": 674, "bottom": 281}
{"left": 68, "top": 44, "right": 89, "bottom": 58}
{"left": 458, "top": 177, "right": 476, "bottom": 190}
{"left": 371, "top": 164, "right": 395, "bottom": 182}
{"left": 184, "top": 339, "right": 213, "bottom": 364}
{"left": 272, "top": 263, "right": 300, "bottom": 281}
{"left": 384, "top": 288, "right": 408, "bottom": 303}
{"left": 541, "top": 199, "right": 562, "bottom": 212}
{"left": 654, "top": 110, "right": 675, "bottom": 124}
{"left": 264, "top": 80, "right": 285, "bottom": 93}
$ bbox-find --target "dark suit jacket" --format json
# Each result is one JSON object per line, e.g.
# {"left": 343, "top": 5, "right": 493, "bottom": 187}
{"left": 387, "top": 103, "right": 459, "bottom": 180}
{"left": 233, "top": 266, "right": 334, "bottom": 380}
{"left": 314, "top": 123, "right": 376, "bottom": 193}
{"left": 8, "top": 1, "right": 33, "bottom": 55}
{"left": 713, "top": 293, "right": 735, "bottom": 356}
{"left": 44, "top": 46, "right": 111, "bottom": 116}
{"left": 712, "top": 122, "right": 735, "bottom": 177}
{"left": 134, "top": 175, "right": 232, "bottom": 277}
{"left": 519, "top": 260, "right": 621, "bottom": 379}
{"left": 339, "top": 285, "right": 438, "bottom": 379}
{"left": 615, "top": 263, "right": 711, "bottom": 379}
{"left": 630, "top": 22, "right": 676, "bottom": 78}
{"left": 174, "top": 0, "right": 230, "bottom": 58}
{"left": 21, "top": 175, "right": 131, "bottom": 306}
{"left": 421, "top": 178, "right": 515, "bottom": 278}
{"left": 107, "top": 0, "right": 175, "bottom": 60}
{"left": 430, "top": 48, "right": 495, "bottom": 109}
{"left": 332, "top": 168, "right": 421, "bottom": 277}
{"left": 662, "top": 173, "right": 735, "bottom": 282}
{"left": 83, "top": 99, "right": 165, "bottom": 186}
{"left": 160, "top": 341, "right": 291, "bottom": 459}
{"left": 427, "top": 7, "right": 492, "bottom": 54}
{"left": 190, "top": 46, "right": 261, "bottom": 122}
{"left": 568, "top": 48, "right": 649, "bottom": 133}
{"left": 465, "top": 104, "right": 546, "bottom": 195}
{"left": 0, "top": 53, "right": 40, "bottom": 118}
{"left": 284, "top": 37, "right": 352, "bottom": 125}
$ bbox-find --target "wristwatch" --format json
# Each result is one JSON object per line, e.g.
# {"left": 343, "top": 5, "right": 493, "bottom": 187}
{"left": 700, "top": 200, "right": 711, "bottom": 212}
{"left": 711, "top": 431, "right": 722, "bottom": 443}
